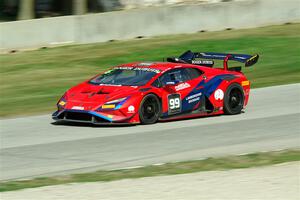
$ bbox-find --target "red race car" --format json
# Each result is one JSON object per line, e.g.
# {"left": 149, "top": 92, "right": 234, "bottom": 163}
{"left": 52, "top": 50, "right": 259, "bottom": 125}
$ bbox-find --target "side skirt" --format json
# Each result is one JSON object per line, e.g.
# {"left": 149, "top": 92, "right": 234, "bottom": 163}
{"left": 159, "top": 110, "right": 222, "bottom": 122}
{"left": 159, "top": 96, "right": 219, "bottom": 122}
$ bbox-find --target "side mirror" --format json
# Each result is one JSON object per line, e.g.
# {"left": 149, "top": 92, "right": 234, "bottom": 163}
{"left": 163, "top": 81, "right": 178, "bottom": 91}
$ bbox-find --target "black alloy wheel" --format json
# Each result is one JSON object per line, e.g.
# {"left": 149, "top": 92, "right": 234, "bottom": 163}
{"left": 139, "top": 94, "right": 161, "bottom": 124}
{"left": 224, "top": 83, "right": 245, "bottom": 115}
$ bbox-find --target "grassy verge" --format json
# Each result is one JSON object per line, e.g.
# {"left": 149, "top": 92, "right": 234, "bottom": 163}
{"left": 1, "top": 24, "right": 300, "bottom": 117}
{"left": 0, "top": 149, "right": 299, "bottom": 192}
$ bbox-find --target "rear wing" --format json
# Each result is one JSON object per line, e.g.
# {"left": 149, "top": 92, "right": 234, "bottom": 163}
{"left": 167, "top": 50, "right": 259, "bottom": 70}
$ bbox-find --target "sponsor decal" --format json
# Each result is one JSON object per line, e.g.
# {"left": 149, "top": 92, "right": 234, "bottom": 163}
{"left": 128, "top": 105, "right": 135, "bottom": 113}
{"left": 115, "top": 66, "right": 133, "bottom": 70}
{"left": 186, "top": 92, "right": 202, "bottom": 104}
{"left": 241, "top": 80, "right": 250, "bottom": 86}
{"left": 214, "top": 89, "right": 224, "bottom": 100}
{"left": 101, "top": 104, "right": 116, "bottom": 109}
{"left": 191, "top": 60, "right": 214, "bottom": 65}
{"left": 115, "top": 66, "right": 160, "bottom": 73}
{"left": 175, "top": 82, "right": 191, "bottom": 91}
{"left": 134, "top": 67, "right": 160, "bottom": 73}
{"left": 107, "top": 115, "right": 113, "bottom": 119}
{"left": 72, "top": 106, "right": 84, "bottom": 110}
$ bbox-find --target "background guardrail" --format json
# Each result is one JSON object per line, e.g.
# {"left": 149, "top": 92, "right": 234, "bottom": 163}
{"left": 0, "top": 0, "right": 299, "bottom": 52}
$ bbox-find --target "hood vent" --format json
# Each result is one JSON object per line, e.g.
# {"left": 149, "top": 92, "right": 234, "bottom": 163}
{"left": 97, "top": 89, "right": 110, "bottom": 95}
{"left": 80, "top": 89, "right": 110, "bottom": 95}
{"left": 81, "top": 90, "right": 92, "bottom": 94}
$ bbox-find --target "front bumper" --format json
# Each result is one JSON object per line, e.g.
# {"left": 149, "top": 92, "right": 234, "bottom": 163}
{"left": 52, "top": 109, "right": 134, "bottom": 125}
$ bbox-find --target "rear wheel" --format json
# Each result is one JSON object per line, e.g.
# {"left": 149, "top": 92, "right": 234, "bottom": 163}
{"left": 223, "top": 83, "right": 244, "bottom": 115}
{"left": 139, "top": 94, "right": 160, "bottom": 124}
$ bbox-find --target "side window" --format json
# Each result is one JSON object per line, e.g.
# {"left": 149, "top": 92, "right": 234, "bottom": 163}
{"left": 184, "top": 68, "right": 203, "bottom": 80}
{"left": 152, "top": 78, "right": 162, "bottom": 88}
{"left": 159, "top": 69, "right": 190, "bottom": 87}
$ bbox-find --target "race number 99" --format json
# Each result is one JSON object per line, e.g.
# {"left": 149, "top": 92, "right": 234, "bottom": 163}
{"left": 169, "top": 98, "right": 180, "bottom": 109}
{"left": 168, "top": 94, "right": 181, "bottom": 115}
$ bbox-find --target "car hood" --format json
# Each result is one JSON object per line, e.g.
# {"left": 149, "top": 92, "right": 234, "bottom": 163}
{"left": 65, "top": 82, "right": 139, "bottom": 106}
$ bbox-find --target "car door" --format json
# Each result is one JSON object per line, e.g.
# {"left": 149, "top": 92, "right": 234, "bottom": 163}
{"left": 157, "top": 67, "right": 203, "bottom": 117}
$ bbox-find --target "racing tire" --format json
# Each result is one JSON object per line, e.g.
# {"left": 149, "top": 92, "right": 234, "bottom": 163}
{"left": 223, "top": 83, "right": 245, "bottom": 115}
{"left": 139, "top": 94, "right": 161, "bottom": 124}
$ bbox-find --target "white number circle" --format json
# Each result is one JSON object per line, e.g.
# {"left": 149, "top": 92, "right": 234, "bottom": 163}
{"left": 128, "top": 105, "right": 135, "bottom": 112}
{"left": 214, "top": 89, "right": 224, "bottom": 100}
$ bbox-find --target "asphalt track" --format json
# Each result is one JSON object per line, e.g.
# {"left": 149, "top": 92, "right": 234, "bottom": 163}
{"left": 0, "top": 84, "right": 299, "bottom": 181}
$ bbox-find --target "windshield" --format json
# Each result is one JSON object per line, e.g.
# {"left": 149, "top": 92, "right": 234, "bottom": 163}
{"left": 89, "top": 67, "right": 159, "bottom": 86}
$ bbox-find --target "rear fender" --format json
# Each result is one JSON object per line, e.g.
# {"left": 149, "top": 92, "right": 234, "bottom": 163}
{"left": 206, "top": 75, "right": 246, "bottom": 112}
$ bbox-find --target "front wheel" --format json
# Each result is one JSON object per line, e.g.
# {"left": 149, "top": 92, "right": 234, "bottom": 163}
{"left": 223, "top": 83, "right": 245, "bottom": 115}
{"left": 139, "top": 94, "right": 161, "bottom": 124}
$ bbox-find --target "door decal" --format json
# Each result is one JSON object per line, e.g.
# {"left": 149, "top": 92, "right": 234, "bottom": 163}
{"left": 168, "top": 94, "right": 181, "bottom": 115}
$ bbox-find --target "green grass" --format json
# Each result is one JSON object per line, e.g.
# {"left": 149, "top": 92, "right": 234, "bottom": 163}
{"left": 0, "top": 23, "right": 300, "bottom": 117}
{"left": 0, "top": 149, "right": 299, "bottom": 192}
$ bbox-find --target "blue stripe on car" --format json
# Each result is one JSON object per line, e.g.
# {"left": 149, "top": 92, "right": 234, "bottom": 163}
{"left": 163, "top": 74, "right": 235, "bottom": 117}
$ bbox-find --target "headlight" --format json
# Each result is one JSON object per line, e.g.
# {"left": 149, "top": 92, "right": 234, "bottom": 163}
{"left": 105, "top": 97, "right": 127, "bottom": 104}
{"left": 57, "top": 98, "right": 67, "bottom": 111}
{"left": 100, "top": 97, "right": 128, "bottom": 110}
{"left": 57, "top": 93, "right": 67, "bottom": 109}
{"left": 58, "top": 100, "right": 66, "bottom": 106}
